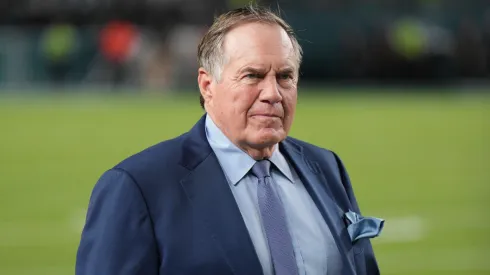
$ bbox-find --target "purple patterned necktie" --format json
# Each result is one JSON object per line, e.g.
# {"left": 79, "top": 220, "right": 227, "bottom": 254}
{"left": 251, "top": 160, "right": 299, "bottom": 275}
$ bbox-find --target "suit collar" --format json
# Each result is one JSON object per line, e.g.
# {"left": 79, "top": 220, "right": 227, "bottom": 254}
{"left": 178, "top": 114, "right": 211, "bottom": 171}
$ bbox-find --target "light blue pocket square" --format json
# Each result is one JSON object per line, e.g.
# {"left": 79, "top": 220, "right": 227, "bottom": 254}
{"left": 344, "top": 210, "right": 385, "bottom": 243}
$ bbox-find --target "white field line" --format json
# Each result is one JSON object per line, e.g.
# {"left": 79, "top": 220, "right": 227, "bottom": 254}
{"left": 373, "top": 215, "right": 490, "bottom": 272}
{"left": 0, "top": 209, "right": 87, "bottom": 247}
{"left": 374, "top": 215, "right": 426, "bottom": 244}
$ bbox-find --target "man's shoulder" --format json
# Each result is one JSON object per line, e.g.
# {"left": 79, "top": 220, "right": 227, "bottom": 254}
{"left": 284, "top": 136, "right": 345, "bottom": 171}
{"left": 285, "top": 136, "right": 336, "bottom": 158}
{"left": 112, "top": 132, "right": 188, "bottom": 177}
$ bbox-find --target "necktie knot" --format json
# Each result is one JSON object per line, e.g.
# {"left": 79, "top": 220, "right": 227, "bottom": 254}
{"left": 251, "top": 160, "right": 271, "bottom": 179}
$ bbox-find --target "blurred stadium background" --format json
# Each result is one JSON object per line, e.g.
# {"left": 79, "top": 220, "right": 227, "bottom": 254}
{"left": 0, "top": 0, "right": 489, "bottom": 274}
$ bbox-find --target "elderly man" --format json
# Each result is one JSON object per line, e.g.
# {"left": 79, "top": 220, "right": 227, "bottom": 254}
{"left": 76, "top": 5, "right": 381, "bottom": 275}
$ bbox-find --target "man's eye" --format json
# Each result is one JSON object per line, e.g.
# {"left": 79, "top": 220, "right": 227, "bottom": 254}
{"left": 279, "top": 74, "right": 292, "bottom": 80}
{"left": 245, "top": 74, "right": 259, "bottom": 79}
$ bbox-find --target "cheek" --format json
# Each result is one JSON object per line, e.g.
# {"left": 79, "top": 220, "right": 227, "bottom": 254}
{"left": 282, "top": 91, "right": 297, "bottom": 130}
{"left": 231, "top": 87, "right": 259, "bottom": 114}
{"left": 283, "top": 90, "right": 297, "bottom": 113}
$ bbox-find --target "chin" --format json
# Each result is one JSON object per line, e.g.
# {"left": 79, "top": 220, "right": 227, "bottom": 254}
{"left": 253, "top": 129, "right": 285, "bottom": 146}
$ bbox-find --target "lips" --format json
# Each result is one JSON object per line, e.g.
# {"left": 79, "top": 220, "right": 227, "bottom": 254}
{"left": 254, "top": 114, "right": 279, "bottom": 117}
{"left": 251, "top": 114, "right": 281, "bottom": 118}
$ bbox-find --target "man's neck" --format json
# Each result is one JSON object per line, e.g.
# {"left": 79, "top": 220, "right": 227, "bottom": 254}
{"left": 241, "top": 145, "right": 276, "bottom": 161}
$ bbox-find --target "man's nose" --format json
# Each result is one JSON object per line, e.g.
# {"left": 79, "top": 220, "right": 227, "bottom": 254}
{"left": 258, "top": 76, "right": 282, "bottom": 104}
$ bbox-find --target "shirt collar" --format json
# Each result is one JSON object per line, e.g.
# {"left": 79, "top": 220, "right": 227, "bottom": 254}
{"left": 205, "top": 114, "right": 294, "bottom": 185}
{"left": 269, "top": 144, "right": 294, "bottom": 183}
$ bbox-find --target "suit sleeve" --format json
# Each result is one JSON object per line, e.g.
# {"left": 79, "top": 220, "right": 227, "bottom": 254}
{"left": 76, "top": 168, "right": 159, "bottom": 275}
{"left": 332, "top": 152, "right": 381, "bottom": 275}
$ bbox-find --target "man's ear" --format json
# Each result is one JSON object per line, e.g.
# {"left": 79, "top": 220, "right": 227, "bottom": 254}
{"left": 198, "top": 68, "right": 213, "bottom": 107}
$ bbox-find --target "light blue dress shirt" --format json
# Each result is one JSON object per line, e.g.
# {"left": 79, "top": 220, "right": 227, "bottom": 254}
{"left": 205, "top": 115, "right": 342, "bottom": 275}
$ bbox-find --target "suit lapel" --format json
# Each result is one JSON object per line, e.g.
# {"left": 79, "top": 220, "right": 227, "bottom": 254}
{"left": 280, "top": 139, "right": 357, "bottom": 275}
{"left": 179, "top": 115, "right": 263, "bottom": 275}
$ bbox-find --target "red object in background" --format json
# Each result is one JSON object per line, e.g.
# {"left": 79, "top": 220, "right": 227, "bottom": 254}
{"left": 99, "top": 21, "right": 137, "bottom": 63}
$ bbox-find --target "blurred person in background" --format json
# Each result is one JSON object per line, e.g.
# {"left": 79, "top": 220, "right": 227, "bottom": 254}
{"left": 76, "top": 4, "right": 382, "bottom": 275}
{"left": 454, "top": 18, "right": 487, "bottom": 77}
{"left": 482, "top": 9, "right": 490, "bottom": 76}
{"left": 40, "top": 21, "right": 78, "bottom": 85}
{"left": 99, "top": 20, "right": 140, "bottom": 87}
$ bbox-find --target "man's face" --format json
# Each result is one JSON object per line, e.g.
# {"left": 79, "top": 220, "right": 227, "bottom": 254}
{"left": 200, "top": 22, "right": 298, "bottom": 155}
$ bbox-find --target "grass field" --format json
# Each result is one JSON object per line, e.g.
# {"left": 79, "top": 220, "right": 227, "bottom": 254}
{"left": 0, "top": 90, "right": 489, "bottom": 275}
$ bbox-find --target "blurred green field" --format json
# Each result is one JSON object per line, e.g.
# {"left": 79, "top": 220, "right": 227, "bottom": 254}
{"left": 0, "top": 90, "right": 489, "bottom": 275}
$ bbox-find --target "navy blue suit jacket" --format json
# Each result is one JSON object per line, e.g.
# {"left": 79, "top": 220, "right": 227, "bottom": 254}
{"left": 76, "top": 115, "right": 380, "bottom": 275}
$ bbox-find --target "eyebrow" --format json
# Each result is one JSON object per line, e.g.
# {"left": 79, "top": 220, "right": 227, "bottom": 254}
{"left": 238, "top": 66, "right": 296, "bottom": 75}
{"left": 239, "top": 66, "right": 267, "bottom": 75}
{"left": 278, "top": 67, "right": 295, "bottom": 75}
